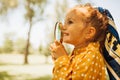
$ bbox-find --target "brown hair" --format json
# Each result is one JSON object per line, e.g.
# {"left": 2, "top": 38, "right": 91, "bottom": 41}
{"left": 75, "top": 3, "right": 109, "bottom": 50}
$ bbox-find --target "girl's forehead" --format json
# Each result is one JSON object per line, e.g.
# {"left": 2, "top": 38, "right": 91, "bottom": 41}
{"left": 65, "top": 7, "right": 89, "bottom": 20}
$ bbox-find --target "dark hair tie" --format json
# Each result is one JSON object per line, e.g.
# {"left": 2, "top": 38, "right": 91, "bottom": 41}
{"left": 97, "top": 7, "right": 114, "bottom": 20}
{"left": 97, "top": 7, "right": 120, "bottom": 79}
{"left": 97, "top": 7, "right": 120, "bottom": 42}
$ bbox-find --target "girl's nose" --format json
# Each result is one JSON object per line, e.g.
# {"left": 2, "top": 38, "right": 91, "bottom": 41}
{"left": 60, "top": 23, "right": 66, "bottom": 30}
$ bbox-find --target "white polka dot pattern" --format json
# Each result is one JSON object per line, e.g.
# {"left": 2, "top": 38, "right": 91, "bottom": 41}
{"left": 52, "top": 42, "right": 107, "bottom": 80}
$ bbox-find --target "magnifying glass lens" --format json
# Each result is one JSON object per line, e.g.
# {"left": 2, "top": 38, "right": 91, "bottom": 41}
{"left": 54, "top": 22, "right": 62, "bottom": 43}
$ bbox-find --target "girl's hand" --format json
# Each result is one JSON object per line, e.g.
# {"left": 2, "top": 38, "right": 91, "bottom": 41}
{"left": 50, "top": 40, "right": 68, "bottom": 60}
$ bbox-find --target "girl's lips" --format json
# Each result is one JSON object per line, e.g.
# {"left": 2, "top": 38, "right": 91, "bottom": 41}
{"left": 62, "top": 32, "right": 69, "bottom": 36}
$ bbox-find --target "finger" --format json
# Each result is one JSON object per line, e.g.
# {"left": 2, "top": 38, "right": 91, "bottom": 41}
{"left": 52, "top": 56, "right": 56, "bottom": 61}
{"left": 51, "top": 52, "right": 54, "bottom": 57}
{"left": 55, "top": 40, "right": 61, "bottom": 46}
{"left": 49, "top": 47, "right": 52, "bottom": 51}
{"left": 51, "top": 53, "right": 56, "bottom": 61}
{"left": 51, "top": 53, "right": 56, "bottom": 60}
{"left": 49, "top": 47, "right": 55, "bottom": 53}
{"left": 50, "top": 43, "right": 55, "bottom": 49}
{"left": 59, "top": 22, "right": 63, "bottom": 30}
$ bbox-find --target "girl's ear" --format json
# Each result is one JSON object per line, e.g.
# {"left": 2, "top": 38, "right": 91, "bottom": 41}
{"left": 85, "top": 27, "right": 96, "bottom": 40}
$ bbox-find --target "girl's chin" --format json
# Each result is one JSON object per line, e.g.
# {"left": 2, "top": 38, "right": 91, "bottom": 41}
{"left": 63, "top": 36, "right": 72, "bottom": 43}
{"left": 63, "top": 39, "right": 71, "bottom": 43}
{"left": 63, "top": 38, "right": 75, "bottom": 45}
{"left": 63, "top": 39, "right": 68, "bottom": 43}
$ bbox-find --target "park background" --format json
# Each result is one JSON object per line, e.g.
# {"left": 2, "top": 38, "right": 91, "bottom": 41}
{"left": 0, "top": 0, "right": 120, "bottom": 80}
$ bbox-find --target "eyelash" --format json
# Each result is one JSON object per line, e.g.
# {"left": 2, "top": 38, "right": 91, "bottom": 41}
{"left": 67, "top": 20, "right": 73, "bottom": 24}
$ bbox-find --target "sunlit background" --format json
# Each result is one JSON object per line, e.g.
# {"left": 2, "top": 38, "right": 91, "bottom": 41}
{"left": 0, "top": 0, "right": 120, "bottom": 80}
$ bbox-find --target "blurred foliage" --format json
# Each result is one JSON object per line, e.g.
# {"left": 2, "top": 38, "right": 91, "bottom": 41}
{"left": 39, "top": 45, "right": 50, "bottom": 57}
{"left": 0, "top": 37, "right": 35, "bottom": 54}
{"left": 76, "top": 0, "right": 82, "bottom": 3}
{"left": 39, "top": 45, "right": 50, "bottom": 63}
{"left": 0, "top": 71, "right": 13, "bottom": 80}
{"left": 0, "top": 0, "right": 18, "bottom": 15}
{"left": 55, "top": 0, "right": 69, "bottom": 21}
{"left": 2, "top": 38, "right": 14, "bottom": 53}
{"left": 0, "top": 71, "right": 51, "bottom": 80}
{"left": 0, "top": 32, "right": 15, "bottom": 53}
{"left": 25, "top": 6, "right": 34, "bottom": 21}
{"left": 27, "top": 75, "right": 52, "bottom": 80}
{"left": 26, "top": 0, "right": 43, "bottom": 4}
{"left": 14, "top": 38, "right": 26, "bottom": 54}
{"left": 24, "top": 0, "right": 48, "bottom": 64}
{"left": 25, "top": 0, "right": 47, "bottom": 21}
{"left": 0, "top": 48, "right": 2, "bottom": 53}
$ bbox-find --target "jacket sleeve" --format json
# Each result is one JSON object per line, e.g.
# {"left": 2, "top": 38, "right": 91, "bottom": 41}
{"left": 52, "top": 55, "right": 72, "bottom": 80}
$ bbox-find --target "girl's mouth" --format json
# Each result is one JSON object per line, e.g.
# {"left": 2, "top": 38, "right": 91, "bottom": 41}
{"left": 62, "top": 32, "right": 69, "bottom": 36}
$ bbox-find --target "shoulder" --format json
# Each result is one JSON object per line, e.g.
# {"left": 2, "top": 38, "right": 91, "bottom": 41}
{"left": 75, "top": 42, "right": 103, "bottom": 60}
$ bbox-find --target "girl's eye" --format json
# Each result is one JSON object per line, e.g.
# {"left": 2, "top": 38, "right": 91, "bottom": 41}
{"left": 68, "top": 20, "right": 73, "bottom": 24}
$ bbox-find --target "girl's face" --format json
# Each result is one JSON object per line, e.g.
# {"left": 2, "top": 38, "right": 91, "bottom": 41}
{"left": 62, "top": 7, "right": 94, "bottom": 46}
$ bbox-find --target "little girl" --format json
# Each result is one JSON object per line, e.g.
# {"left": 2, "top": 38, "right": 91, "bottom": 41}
{"left": 50, "top": 4, "right": 119, "bottom": 80}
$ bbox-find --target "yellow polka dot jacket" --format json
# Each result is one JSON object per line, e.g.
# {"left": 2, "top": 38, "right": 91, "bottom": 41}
{"left": 52, "top": 42, "right": 108, "bottom": 80}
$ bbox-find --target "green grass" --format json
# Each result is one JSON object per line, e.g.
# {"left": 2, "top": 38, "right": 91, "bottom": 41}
{"left": 0, "top": 72, "right": 52, "bottom": 80}
{"left": 0, "top": 71, "right": 13, "bottom": 80}
{"left": 27, "top": 75, "right": 52, "bottom": 80}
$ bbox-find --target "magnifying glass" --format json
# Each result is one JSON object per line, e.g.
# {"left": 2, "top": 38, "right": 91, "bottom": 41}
{"left": 54, "top": 22, "right": 63, "bottom": 43}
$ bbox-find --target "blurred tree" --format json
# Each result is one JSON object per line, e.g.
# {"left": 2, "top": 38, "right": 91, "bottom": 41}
{"left": 24, "top": 0, "right": 47, "bottom": 64}
{"left": 39, "top": 45, "right": 43, "bottom": 53}
{"left": 0, "top": 0, "right": 18, "bottom": 15}
{"left": 0, "top": 0, "right": 18, "bottom": 53}
{"left": 39, "top": 44, "right": 50, "bottom": 64}
{"left": 14, "top": 38, "right": 34, "bottom": 54}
